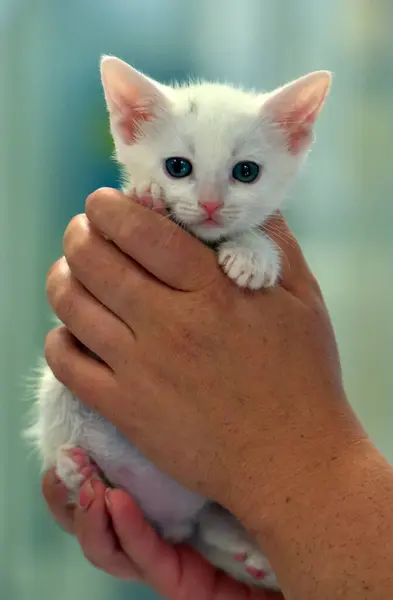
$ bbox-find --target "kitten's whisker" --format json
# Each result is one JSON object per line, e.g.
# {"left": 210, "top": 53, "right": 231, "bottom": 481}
{"left": 264, "top": 223, "right": 296, "bottom": 248}
{"left": 264, "top": 229, "right": 296, "bottom": 252}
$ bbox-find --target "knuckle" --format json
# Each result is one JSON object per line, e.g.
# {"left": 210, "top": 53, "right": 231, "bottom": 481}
{"left": 63, "top": 214, "right": 90, "bottom": 263}
{"left": 44, "top": 329, "right": 60, "bottom": 367}
{"left": 308, "top": 272, "right": 323, "bottom": 297}
{"left": 44, "top": 328, "right": 70, "bottom": 384}
{"left": 79, "top": 540, "right": 113, "bottom": 571}
{"left": 85, "top": 187, "right": 119, "bottom": 217}
{"left": 169, "top": 314, "right": 210, "bottom": 359}
{"left": 46, "top": 258, "right": 66, "bottom": 302}
{"left": 46, "top": 268, "right": 75, "bottom": 320}
{"left": 80, "top": 544, "right": 102, "bottom": 568}
{"left": 85, "top": 555, "right": 103, "bottom": 570}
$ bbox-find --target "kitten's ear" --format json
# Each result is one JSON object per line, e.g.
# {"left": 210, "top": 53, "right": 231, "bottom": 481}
{"left": 100, "top": 55, "right": 171, "bottom": 145}
{"left": 263, "top": 71, "right": 332, "bottom": 154}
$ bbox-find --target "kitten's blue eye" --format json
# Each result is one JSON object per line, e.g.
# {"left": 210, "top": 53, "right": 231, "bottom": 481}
{"left": 165, "top": 157, "right": 193, "bottom": 179}
{"left": 232, "top": 161, "right": 260, "bottom": 183}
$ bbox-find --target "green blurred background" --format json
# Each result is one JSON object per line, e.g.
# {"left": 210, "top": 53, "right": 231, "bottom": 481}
{"left": 1, "top": 0, "right": 393, "bottom": 598}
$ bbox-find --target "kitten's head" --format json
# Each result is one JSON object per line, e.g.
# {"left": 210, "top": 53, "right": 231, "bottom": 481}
{"left": 100, "top": 56, "right": 331, "bottom": 241}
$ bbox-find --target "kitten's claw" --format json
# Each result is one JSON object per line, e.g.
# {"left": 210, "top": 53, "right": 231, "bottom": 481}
{"left": 218, "top": 245, "right": 279, "bottom": 290}
{"left": 127, "top": 181, "right": 165, "bottom": 211}
{"left": 196, "top": 504, "right": 278, "bottom": 589}
{"left": 149, "top": 182, "right": 163, "bottom": 202}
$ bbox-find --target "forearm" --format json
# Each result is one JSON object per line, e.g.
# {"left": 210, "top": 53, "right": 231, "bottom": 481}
{"left": 229, "top": 405, "right": 393, "bottom": 599}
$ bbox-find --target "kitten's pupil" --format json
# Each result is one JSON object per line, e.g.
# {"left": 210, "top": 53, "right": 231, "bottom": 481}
{"left": 165, "top": 157, "right": 193, "bottom": 179}
{"left": 232, "top": 161, "right": 260, "bottom": 183}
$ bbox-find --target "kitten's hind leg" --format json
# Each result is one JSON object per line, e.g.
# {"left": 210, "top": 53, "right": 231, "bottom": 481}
{"left": 195, "top": 504, "right": 278, "bottom": 589}
{"left": 160, "top": 520, "right": 196, "bottom": 543}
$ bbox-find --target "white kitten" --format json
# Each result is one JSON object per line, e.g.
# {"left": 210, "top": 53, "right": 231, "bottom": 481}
{"left": 27, "top": 57, "right": 330, "bottom": 590}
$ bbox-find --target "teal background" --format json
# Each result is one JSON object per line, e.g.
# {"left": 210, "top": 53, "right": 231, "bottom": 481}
{"left": 1, "top": 1, "right": 393, "bottom": 598}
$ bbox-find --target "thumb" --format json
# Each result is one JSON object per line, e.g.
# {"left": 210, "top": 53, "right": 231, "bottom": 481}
{"left": 86, "top": 188, "right": 218, "bottom": 292}
{"left": 42, "top": 469, "right": 75, "bottom": 534}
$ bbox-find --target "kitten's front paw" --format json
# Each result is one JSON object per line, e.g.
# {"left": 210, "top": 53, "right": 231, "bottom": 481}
{"left": 126, "top": 181, "right": 165, "bottom": 211}
{"left": 218, "top": 243, "right": 279, "bottom": 290}
{"left": 56, "top": 445, "right": 98, "bottom": 499}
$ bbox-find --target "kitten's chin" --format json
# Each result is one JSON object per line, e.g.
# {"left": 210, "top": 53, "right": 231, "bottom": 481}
{"left": 189, "top": 223, "right": 230, "bottom": 242}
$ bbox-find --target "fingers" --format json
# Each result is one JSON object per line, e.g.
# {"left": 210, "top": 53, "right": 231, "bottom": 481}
{"left": 42, "top": 470, "right": 283, "bottom": 598}
{"left": 42, "top": 469, "right": 75, "bottom": 534}
{"left": 85, "top": 188, "right": 218, "bottom": 291}
{"left": 47, "top": 257, "right": 134, "bottom": 367}
{"left": 45, "top": 327, "right": 119, "bottom": 415}
{"left": 106, "top": 488, "right": 181, "bottom": 597}
{"left": 62, "top": 215, "right": 165, "bottom": 328}
{"left": 74, "top": 478, "right": 139, "bottom": 580}
{"left": 262, "top": 212, "right": 321, "bottom": 299}
{"left": 85, "top": 189, "right": 319, "bottom": 299}
{"left": 107, "top": 491, "right": 281, "bottom": 600}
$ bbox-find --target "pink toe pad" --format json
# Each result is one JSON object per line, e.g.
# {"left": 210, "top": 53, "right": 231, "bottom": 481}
{"left": 234, "top": 552, "right": 247, "bottom": 562}
{"left": 246, "top": 566, "right": 266, "bottom": 579}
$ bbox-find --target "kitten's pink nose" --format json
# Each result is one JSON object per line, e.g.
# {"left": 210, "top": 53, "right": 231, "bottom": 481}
{"left": 199, "top": 200, "right": 223, "bottom": 216}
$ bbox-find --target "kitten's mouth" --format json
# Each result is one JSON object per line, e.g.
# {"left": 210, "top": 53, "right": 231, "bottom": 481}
{"left": 200, "top": 218, "right": 221, "bottom": 227}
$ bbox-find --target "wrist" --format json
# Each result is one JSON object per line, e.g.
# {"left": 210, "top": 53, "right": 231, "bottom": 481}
{"left": 223, "top": 390, "right": 366, "bottom": 526}
{"left": 226, "top": 413, "right": 393, "bottom": 599}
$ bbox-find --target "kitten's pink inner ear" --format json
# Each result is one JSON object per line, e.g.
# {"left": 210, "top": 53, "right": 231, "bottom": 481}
{"left": 103, "top": 84, "right": 154, "bottom": 145}
{"left": 108, "top": 90, "right": 152, "bottom": 144}
{"left": 266, "top": 71, "right": 331, "bottom": 155}
{"left": 101, "top": 57, "right": 166, "bottom": 145}
{"left": 276, "top": 94, "right": 325, "bottom": 154}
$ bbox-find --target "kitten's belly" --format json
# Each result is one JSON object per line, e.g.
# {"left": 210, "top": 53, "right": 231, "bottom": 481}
{"left": 80, "top": 409, "right": 207, "bottom": 525}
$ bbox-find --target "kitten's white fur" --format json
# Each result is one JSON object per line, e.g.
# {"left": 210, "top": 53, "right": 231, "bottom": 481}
{"left": 27, "top": 56, "right": 330, "bottom": 590}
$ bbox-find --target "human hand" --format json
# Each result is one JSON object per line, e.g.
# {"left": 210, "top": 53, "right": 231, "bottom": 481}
{"left": 45, "top": 188, "right": 365, "bottom": 518}
{"left": 42, "top": 469, "right": 283, "bottom": 600}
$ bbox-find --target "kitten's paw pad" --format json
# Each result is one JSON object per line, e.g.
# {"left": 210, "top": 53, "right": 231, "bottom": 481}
{"left": 128, "top": 181, "right": 165, "bottom": 211}
{"left": 245, "top": 566, "right": 267, "bottom": 580}
{"left": 233, "top": 549, "right": 271, "bottom": 581}
{"left": 161, "top": 520, "right": 195, "bottom": 543}
{"left": 56, "top": 446, "right": 94, "bottom": 492}
{"left": 67, "top": 447, "right": 89, "bottom": 469}
{"left": 233, "top": 552, "right": 248, "bottom": 562}
{"left": 218, "top": 246, "right": 279, "bottom": 290}
{"left": 244, "top": 551, "right": 271, "bottom": 580}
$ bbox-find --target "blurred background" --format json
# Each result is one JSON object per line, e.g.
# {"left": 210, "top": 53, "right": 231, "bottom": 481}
{"left": 1, "top": 0, "right": 393, "bottom": 598}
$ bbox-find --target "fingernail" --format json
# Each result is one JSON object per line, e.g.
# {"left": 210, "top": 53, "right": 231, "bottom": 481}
{"left": 104, "top": 488, "right": 112, "bottom": 508}
{"left": 78, "top": 479, "right": 95, "bottom": 511}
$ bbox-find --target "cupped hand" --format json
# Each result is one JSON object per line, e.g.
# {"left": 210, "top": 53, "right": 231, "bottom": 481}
{"left": 42, "top": 469, "right": 283, "bottom": 600}
{"left": 44, "top": 188, "right": 363, "bottom": 518}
